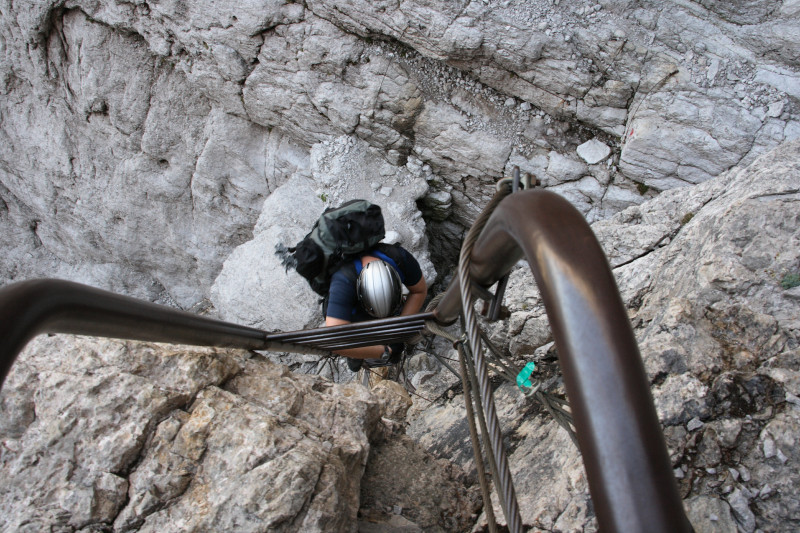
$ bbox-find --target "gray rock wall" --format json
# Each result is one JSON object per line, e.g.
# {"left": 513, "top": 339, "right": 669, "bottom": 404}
{"left": 408, "top": 139, "right": 800, "bottom": 532}
{"left": 1, "top": 94, "right": 798, "bottom": 533}
{"left": 2, "top": 1, "right": 798, "bottom": 307}
{"left": 209, "top": 135, "right": 436, "bottom": 333}
{"left": 0, "top": 335, "right": 479, "bottom": 532}
{"left": 1, "top": 3, "right": 800, "bottom": 529}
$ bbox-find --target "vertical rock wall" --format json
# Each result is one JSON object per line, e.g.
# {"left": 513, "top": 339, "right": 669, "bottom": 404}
{"left": 1, "top": 0, "right": 799, "bottom": 526}
{"left": 2, "top": 1, "right": 798, "bottom": 308}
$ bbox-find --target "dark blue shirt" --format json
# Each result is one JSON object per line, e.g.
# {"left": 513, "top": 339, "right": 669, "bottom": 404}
{"left": 326, "top": 245, "right": 422, "bottom": 322}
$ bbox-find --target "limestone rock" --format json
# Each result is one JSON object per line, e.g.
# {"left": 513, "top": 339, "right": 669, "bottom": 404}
{"left": 591, "top": 140, "right": 800, "bottom": 530}
{"left": 412, "top": 101, "right": 512, "bottom": 180}
{"left": 685, "top": 495, "right": 738, "bottom": 533}
{"left": 210, "top": 174, "right": 324, "bottom": 332}
{"left": 508, "top": 313, "right": 552, "bottom": 357}
{"left": 620, "top": 91, "right": 763, "bottom": 189}
{"left": 0, "top": 335, "right": 245, "bottom": 531}
{"left": 0, "top": 5, "right": 321, "bottom": 307}
{"left": 577, "top": 139, "right": 612, "bottom": 165}
{"left": 243, "top": 16, "right": 369, "bottom": 144}
{"left": 1, "top": 2, "right": 800, "bottom": 529}
{"left": 406, "top": 140, "right": 800, "bottom": 531}
{"left": 1, "top": 329, "right": 489, "bottom": 532}
{"left": 545, "top": 151, "right": 588, "bottom": 184}
{"left": 418, "top": 190, "right": 453, "bottom": 222}
{"left": 0, "top": 334, "right": 427, "bottom": 532}
{"left": 307, "top": 0, "right": 799, "bottom": 190}
{"left": 5, "top": 0, "right": 798, "bottom": 302}
{"left": 357, "top": 434, "right": 481, "bottom": 532}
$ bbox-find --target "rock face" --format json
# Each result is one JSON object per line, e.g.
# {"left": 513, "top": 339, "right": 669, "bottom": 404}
{"left": 0, "top": 335, "right": 479, "bottom": 532}
{"left": 2, "top": 1, "right": 798, "bottom": 305}
{"left": 408, "top": 140, "right": 800, "bottom": 532}
{"left": 2, "top": 1, "right": 800, "bottom": 531}
{"left": 0, "top": 120, "right": 798, "bottom": 533}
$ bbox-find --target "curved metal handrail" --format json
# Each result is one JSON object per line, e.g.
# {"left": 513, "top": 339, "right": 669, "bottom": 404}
{"left": 0, "top": 279, "right": 432, "bottom": 388}
{"left": 433, "top": 189, "right": 692, "bottom": 532}
{"left": 0, "top": 279, "right": 270, "bottom": 387}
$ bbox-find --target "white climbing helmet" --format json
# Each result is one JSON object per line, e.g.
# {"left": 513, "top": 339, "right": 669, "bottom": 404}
{"left": 357, "top": 259, "right": 402, "bottom": 318}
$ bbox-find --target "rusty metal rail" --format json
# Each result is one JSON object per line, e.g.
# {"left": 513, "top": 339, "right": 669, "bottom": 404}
{"left": 0, "top": 279, "right": 430, "bottom": 387}
{"left": 434, "top": 189, "right": 692, "bottom": 532}
{"left": 0, "top": 279, "right": 262, "bottom": 387}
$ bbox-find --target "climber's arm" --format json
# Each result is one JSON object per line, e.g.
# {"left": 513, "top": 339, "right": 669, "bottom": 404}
{"left": 400, "top": 275, "right": 427, "bottom": 316}
{"left": 324, "top": 315, "right": 390, "bottom": 359}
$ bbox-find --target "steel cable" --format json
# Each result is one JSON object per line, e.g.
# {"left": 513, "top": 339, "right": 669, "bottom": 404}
{"left": 456, "top": 341, "right": 499, "bottom": 533}
{"left": 457, "top": 182, "right": 524, "bottom": 533}
{"left": 424, "top": 319, "right": 503, "bottom": 527}
{"left": 459, "top": 339, "right": 508, "bottom": 527}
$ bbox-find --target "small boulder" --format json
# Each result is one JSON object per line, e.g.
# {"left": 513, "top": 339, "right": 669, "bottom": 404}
{"left": 577, "top": 138, "right": 612, "bottom": 165}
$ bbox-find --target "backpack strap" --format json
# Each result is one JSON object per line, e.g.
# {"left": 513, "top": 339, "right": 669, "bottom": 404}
{"left": 369, "top": 250, "right": 405, "bottom": 283}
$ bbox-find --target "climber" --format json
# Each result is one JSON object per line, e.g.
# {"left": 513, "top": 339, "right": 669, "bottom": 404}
{"left": 324, "top": 244, "right": 427, "bottom": 372}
